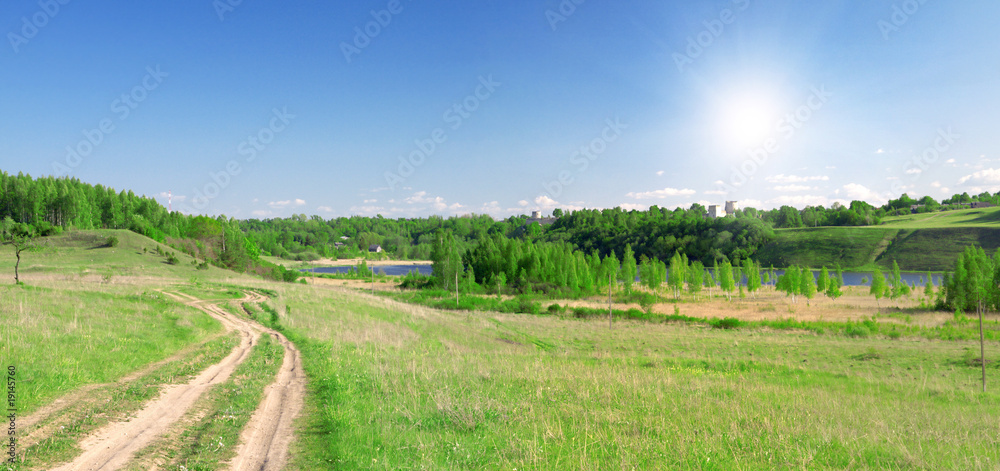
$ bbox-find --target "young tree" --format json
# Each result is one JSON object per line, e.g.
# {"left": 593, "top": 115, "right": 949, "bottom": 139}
{"left": 817, "top": 266, "right": 829, "bottom": 293}
{"left": 799, "top": 268, "right": 817, "bottom": 301}
{"left": 494, "top": 271, "right": 507, "bottom": 298}
{"left": 620, "top": 244, "right": 637, "bottom": 293}
{"left": 744, "top": 258, "right": 761, "bottom": 299}
{"left": 776, "top": 266, "right": 800, "bottom": 303}
{"left": 668, "top": 252, "right": 686, "bottom": 300}
{"left": 639, "top": 255, "right": 664, "bottom": 298}
{"left": 870, "top": 266, "right": 887, "bottom": 309}
{"left": 718, "top": 259, "right": 735, "bottom": 301}
{"left": 924, "top": 272, "right": 934, "bottom": 299}
{"left": 688, "top": 260, "right": 704, "bottom": 300}
{"left": 3, "top": 227, "right": 39, "bottom": 284}
{"left": 703, "top": 266, "right": 715, "bottom": 298}
{"left": 825, "top": 272, "right": 843, "bottom": 300}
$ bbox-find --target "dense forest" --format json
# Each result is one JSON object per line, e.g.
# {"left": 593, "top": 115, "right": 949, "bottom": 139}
{"left": 4, "top": 170, "right": 1000, "bottom": 288}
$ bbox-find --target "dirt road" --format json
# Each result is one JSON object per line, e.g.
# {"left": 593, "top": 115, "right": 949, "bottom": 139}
{"left": 46, "top": 290, "right": 304, "bottom": 471}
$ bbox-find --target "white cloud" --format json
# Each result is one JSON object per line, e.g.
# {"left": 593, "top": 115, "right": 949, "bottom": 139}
{"left": 348, "top": 205, "right": 385, "bottom": 216}
{"left": 930, "top": 181, "right": 941, "bottom": 188}
{"left": 959, "top": 168, "right": 1000, "bottom": 185}
{"left": 617, "top": 203, "right": 650, "bottom": 211}
{"left": 767, "top": 195, "right": 842, "bottom": 207}
{"left": 704, "top": 189, "right": 727, "bottom": 196}
{"left": 904, "top": 168, "right": 922, "bottom": 175}
{"left": 317, "top": 206, "right": 334, "bottom": 213}
{"left": 772, "top": 184, "right": 814, "bottom": 192}
{"left": 534, "top": 195, "right": 583, "bottom": 211}
{"left": 625, "top": 187, "right": 696, "bottom": 199}
{"left": 843, "top": 183, "right": 887, "bottom": 204}
{"left": 876, "top": 148, "right": 885, "bottom": 154}
{"left": 268, "top": 198, "right": 306, "bottom": 208}
{"left": 765, "top": 174, "right": 830, "bottom": 183}
{"left": 251, "top": 210, "right": 273, "bottom": 217}
{"left": 363, "top": 199, "right": 377, "bottom": 204}
{"left": 401, "top": 191, "right": 464, "bottom": 213}
{"left": 656, "top": 170, "right": 665, "bottom": 176}
{"left": 518, "top": 200, "right": 529, "bottom": 207}
{"left": 738, "top": 199, "right": 763, "bottom": 209}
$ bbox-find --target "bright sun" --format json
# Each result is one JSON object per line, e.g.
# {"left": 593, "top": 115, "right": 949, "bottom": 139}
{"left": 717, "top": 93, "right": 780, "bottom": 151}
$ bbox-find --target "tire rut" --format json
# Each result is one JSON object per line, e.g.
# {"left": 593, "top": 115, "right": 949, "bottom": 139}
{"left": 49, "top": 292, "right": 261, "bottom": 470}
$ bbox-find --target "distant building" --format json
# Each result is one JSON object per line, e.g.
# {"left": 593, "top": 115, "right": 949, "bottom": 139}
{"left": 707, "top": 205, "right": 726, "bottom": 218}
{"left": 368, "top": 244, "right": 382, "bottom": 253}
{"left": 725, "top": 201, "right": 739, "bottom": 214}
{"left": 531, "top": 210, "right": 542, "bottom": 218}
{"left": 334, "top": 242, "right": 346, "bottom": 249}
{"left": 971, "top": 202, "right": 995, "bottom": 209}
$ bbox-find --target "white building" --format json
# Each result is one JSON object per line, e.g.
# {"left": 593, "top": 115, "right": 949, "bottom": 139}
{"left": 708, "top": 205, "right": 726, "bottom": 218}
{"left": 725, "top": 201, "right": 739, "bottom": 214}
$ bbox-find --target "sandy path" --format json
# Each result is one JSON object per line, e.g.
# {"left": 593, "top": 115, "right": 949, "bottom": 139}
{"left": 229, "top": 297, "right": 306, "bottom": 471}
{"left": 48, "top": 290, "right": 304, "bottom": 471}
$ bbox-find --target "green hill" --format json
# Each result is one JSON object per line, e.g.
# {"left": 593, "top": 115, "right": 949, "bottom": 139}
{"left": 756, "top": 208, "right": 1000, "bottom": 271}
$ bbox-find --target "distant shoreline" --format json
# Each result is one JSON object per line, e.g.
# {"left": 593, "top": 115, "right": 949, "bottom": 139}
{"left": 281, "top": 257, "right": 431, "bottom": 267}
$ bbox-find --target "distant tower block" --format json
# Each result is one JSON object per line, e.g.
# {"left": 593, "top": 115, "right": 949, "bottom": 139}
{"left": 725, "top": 201, "right": 738, "bottom": 214}
{"left": 531, "top": 210, "right": 542, "bottom": 218}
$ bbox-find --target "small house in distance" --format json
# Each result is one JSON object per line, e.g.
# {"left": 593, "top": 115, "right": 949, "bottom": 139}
{"left": 368, "top": 244, "right": 382, "bottom": 253}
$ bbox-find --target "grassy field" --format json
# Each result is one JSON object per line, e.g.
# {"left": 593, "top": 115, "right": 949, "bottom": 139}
{"left": 757, "top": 219, "right": 1000, "bottom": 271}
{"left": 7, "top": 229, "right": 1000, "bottom": 469}
{"left": 279, "top": 282, "right": 1000, "bottom": 469}
{"left": 0, "top": 230, "right": 239, "bottom": 415}
{"left": 877, "top": 206, "right": 1000, "bottom": 228}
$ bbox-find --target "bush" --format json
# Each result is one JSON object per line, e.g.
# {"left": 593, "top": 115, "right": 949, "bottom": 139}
{"left": 166, "top": 253, "right": 180, "bottom": 265}
{"left": 845, "top": 323, "right": 870, "bottom": 338}
{"left": 712, "top": 317, "right": 742, "bottom": 330}
{"left": 106, "top": 235, "right": 119, "bottom": 247}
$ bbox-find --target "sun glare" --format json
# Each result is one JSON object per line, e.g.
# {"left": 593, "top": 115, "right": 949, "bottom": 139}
{"left": 721, "top": 95, "right": 778, "bottom": 150}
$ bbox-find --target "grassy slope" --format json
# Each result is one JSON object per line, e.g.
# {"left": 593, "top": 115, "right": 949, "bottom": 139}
{"left": 757, "top": 207, "right": 1000, "bottom": 271}
{"left": 279, "top": 283, "right": 1000, "bottom": 469}
{"left": 0, "top": 229, "right": 243, "bottom": 415}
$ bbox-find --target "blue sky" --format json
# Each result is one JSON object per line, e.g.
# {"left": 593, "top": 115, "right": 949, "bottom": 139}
{"left": 2, "top": 0, "right": 999, "bottom": 219}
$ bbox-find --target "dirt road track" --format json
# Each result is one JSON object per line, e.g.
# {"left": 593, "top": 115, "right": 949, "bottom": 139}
{"left": 48, "top": 290, "right": 303, "bottom": 471}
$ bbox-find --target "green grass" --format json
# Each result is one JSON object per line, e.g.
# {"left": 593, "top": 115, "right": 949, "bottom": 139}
{"left": 277, "top": 284, "right": 1000, "bottom": 469}
{"left": 132, "top": 333, "right": 285, "bottom": 470}
{"left": 757, "top": 224, "right": 1000, "bottom": 271}
{"left": 0, "top": 284, "right": 222, "bottom": 415}
{"left": 878, "top": 206, "right": 1000, "bottom": 228}
{"left": 15, "top": 333, "right": 238, "bottom": 469}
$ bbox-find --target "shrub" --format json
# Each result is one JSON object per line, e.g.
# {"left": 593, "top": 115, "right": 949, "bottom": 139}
{"left": 712, "top": 317, "right": 742, "bottom": 330}
{"left": 166, "top": 253, "right": 180, "bottom": 265}
{"left": 106, "top": 235, "right": 119, "bottom": 247}
{"left": 845, "top": 323, "right": 870, "bottom": 338}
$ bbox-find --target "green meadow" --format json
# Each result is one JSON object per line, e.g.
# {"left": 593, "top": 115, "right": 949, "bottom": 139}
{"left": 5, "top": 230, "right": 1000, "bottom": 469}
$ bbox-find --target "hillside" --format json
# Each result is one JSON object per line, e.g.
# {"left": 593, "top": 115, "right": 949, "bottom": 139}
{"left": 756, "top": 208, "right": 1000, "bottom": 271}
